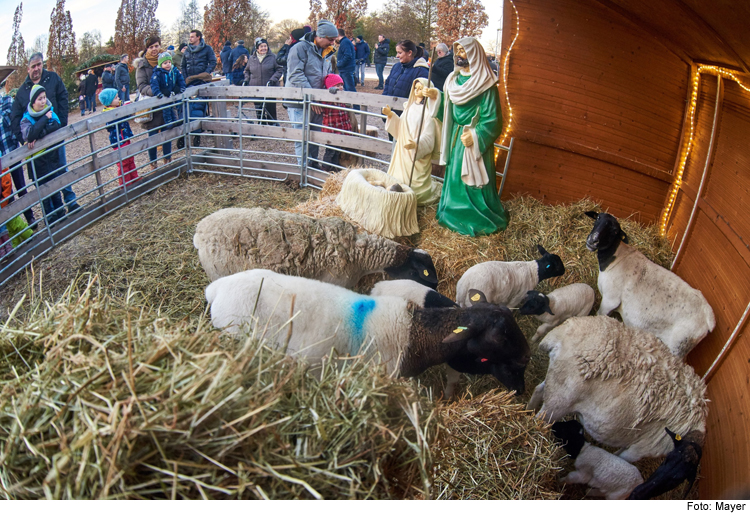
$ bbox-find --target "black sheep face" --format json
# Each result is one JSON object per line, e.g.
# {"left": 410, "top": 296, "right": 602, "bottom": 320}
{"left": 385, "top": 249, "right": 439, "bottom": 289}
{"left": 584, "top": 211, "right": 629, "bottom": 252}
{"left": 536, "top": 245, "right": 565, "bottom": 281}
{"left": 443, "top": 291, "right": 531, "bottom": 394}
{"left": 519, "top": 291, "right": 554, "bottom": 316}
{"left": 551, "top": 419, "right": 585, "bottom": 458}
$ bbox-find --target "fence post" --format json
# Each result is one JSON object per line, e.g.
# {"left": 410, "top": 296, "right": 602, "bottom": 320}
{"left": 86, "top": 122, "right": 106, "bottom": 207}
{"left": 184, "top": 98, "right": 193, "bottom": 173}
{"left": 360, "top": 105, "right": 368, "bottom": 135}
{"left": 301, "top": 94, "right": 310, "bottom": 187}
{"left": 210, "top": 94, "right": 231, "bottom": 151}
{"left": 238, "top": 99, "right": 244, "bottom": 177}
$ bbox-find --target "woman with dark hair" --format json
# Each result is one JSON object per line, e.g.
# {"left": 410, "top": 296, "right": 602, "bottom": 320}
{"left": 230, "top": 55, "right": 248, "bottom": 86}
{"left": 134, "top": 36, "right": 172, "bottom": 170}
{"left": 244, "top": 39, "right": 283, "bottom": 124}
{"left": 382, "top": 40, "right": 429, "bottom": 99}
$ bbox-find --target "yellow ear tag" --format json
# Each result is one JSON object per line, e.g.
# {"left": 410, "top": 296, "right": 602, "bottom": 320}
{"left": 471, "top": 293, "right": 481, "bottom": 301}
{"left": 453, "top": 326, "right": 468, "bottom": 334}
{"left": 423, "top": 270, "right": 429, "bottom": 276}
{"left": 675, "top": 434, "right": 682, "bottom": 441}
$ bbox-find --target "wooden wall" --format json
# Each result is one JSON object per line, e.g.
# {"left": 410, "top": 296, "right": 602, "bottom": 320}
{"left": 501, "top": 0, "right": 750, "bottom": 498}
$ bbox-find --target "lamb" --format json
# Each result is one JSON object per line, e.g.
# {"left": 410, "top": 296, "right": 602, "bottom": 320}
{"left": 455, "top": 245, "right": 565, "bottom": 308}
{"left": 194, "top": 208, "right": 439, "bottom": 288}
{"left": 369, "top": 279, "right": 457, "bottom": 308}
{"left": 206, "top": 269, "right": 531, "bottom": 393}
{"left": 519, "top": 284, "right": 595, "bottom": 342}
{"left": 527, "top": 316, "right": 708, "bottom": 463}
{"left": 552, "top": 419, "right": 644, "bottom": 500}
{"left": 585, "top": 211, "right": 715, "bottom": 358}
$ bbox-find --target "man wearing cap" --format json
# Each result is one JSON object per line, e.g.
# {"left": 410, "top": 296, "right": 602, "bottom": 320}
{"left": 276, "top": 29, "right": 305, "bottom": 85}
{"left": 220, "top": 41, "right": 233, "bottom": 76}
{"left": 10, "top": 52, "right": 80, "bottom": 214}
{"left": 115, "top": 54, "right": 131, "bottom": 104}
{"left": 286, "top": 19, "right": 337, "bottom": 168}
{"left": 354, "top": 36, "right": 370, "bottom": 86}
{"left": 229, "top": 40, "right": 250, "bottom": 68}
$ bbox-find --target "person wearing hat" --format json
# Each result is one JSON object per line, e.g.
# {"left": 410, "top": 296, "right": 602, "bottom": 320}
{"left": 320, "top": 74, "right": 353, "bottom": 168}
{"left": 150, "top": 52, "right": 186, "bottom": 130}
{"left": 84, "top": 69, "right": 99, "bottom": 114}
{"left": 276, "top": 28, "right": 305, "bottom": 86}
{"left": 19, "top": 84, "right": 66, "bottom": 223}
{"left": 354, "top": 35, "right": 370, "bottom": 87}
{"left": 102, "top": 63, "right": 116, "bottom": 90}
{"left": 220, "top": 40, "right": 233, "bottom": 76}
{"left": 285, "top": 19, "right": 337, "bottom": 168}
{"left": 98, "top": 88, "right": 139, "bottom": 187}
{"left": 243, "top": 38, "right": 283, "bottom": 124}
{"left": 135, "top": 36, "right": 173, "bottom": 170}
{"left": 229, "top": 40, "right": 249, "bottom": 68}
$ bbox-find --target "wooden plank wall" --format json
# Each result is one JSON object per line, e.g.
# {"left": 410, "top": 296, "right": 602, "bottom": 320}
{"left": 501, "top": 0, "right": 688, "bottom": 223}
{"left": 667, "top": 77, "right": 750, "bottom": 499}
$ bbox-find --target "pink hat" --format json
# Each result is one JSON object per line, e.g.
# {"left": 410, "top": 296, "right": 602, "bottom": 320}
{"left": 324, "top": 74, "right": 344, "bottom": 89}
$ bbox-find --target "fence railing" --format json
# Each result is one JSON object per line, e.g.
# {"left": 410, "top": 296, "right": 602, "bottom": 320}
{"left": 0, "top": 83, "right": 513, "bottom": 287}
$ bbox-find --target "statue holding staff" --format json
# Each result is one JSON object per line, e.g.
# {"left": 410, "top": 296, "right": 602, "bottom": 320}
{"left": 436, "top": 37, "right": 509, "bottom": 236}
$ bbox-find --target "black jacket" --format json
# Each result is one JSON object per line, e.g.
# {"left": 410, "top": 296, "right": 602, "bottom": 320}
{"left": 115, "top": 62, "right": 130, "bottom": 90}
{"left": 11, "top": 70, "right": 69, "bottom": 144}
{"left": 84, "top": 73, "right": 98, "bottom": 97}
{"left": 102, "top": 70, "right": 116, "bottom": 89}
{"left": 374, "top": 38, "right": 390, "bottom": 65}
{"left": 220, "top": 45, "right": 233, "bottom": 74}
{"left": 229, "top": 45, "right": 250, "bottom": 66}
{"left": 181, "top": 39, "right": 218, "bottom": 77}
{"left": 431, "top": 52, "right": 454, "bottom": 91}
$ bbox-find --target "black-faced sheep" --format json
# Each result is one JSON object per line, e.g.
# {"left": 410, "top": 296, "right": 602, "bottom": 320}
{"left": 552, "top": 419, "right": 644, "bottom": 500}
{"left": 585, "top": 211, "right": 715, "bottom": 358}
{"left": 519, "top": 284, "right": 595, "bottom": 342}
{"left": 455, "top": 245, "right": 565, "bottom": 308}
{"left": 194, "top": 208, "right": 438, "bottom": 288}
{"left": 628, "top": 428, "right": 704, "bottom": 500}
{"left": 527, "top": 316, "right": 708, "bottom": 463}
{"left": 206, "top": 270, "right": 531, "bottom": 393}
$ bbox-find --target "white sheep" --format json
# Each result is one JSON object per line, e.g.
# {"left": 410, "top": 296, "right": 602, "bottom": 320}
{"left": 194, "top": 208, "right": 438, "bottom": 289}
{"left": 206, "top": 270, "right": 531, "bottom": 392}
{"left": 585, "top": 211, "right": 715, "bottom": 358}
{"left": 455, "top": 245, "right": 565, "bottom": 308}
{"left": 518, "top": 284, "right": 595, "bottom": 342}
{"left": 527, "top": 316, "right": 708, "bottom": 463}
{"left": 369, "top": 279, "right": 457, "bottom": 308}
{"left": 552, "top": 419, "right": 644, "bottom": 500}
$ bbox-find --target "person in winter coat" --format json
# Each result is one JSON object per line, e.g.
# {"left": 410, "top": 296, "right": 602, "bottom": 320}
{"left": 101, "top": 64, "right": 116, "bottom": 90}
{"left": 244, "top": 39, "right": 283, "bottom": 124}
{"left": 373, "top": 35, "right": 390, "bottom": 89}
{"left": 383, "top": 40, "right": 429, "bottom": 99}
{"left": 150, "top": 52, "right": 186, "bottom": 129}
{"left": 335, "top": 29, "right": 356, "bottom": 93}
{"left": 0, "top": 90, "right": 35, "bottom": 226}
{"left": 115, "top": 55, "right": 131, "bottom": 104}
{"left": 181, "top": 30, "right": 217, "bottom": 78}
{"left": 11, "top": 52, "right": 79, "bottom": 214}
{"left": 229, "top": 40, "right": 250, "bottom": 68}
{"left": 84, "top": 70, "right": 98, "bottom": 113}
{"left": 431, "top": 43, "right": 454, "bottom": 91}
{"left": 98, "top": 88, "right": 139, "bottom": 187}
{"left": 320, "top": 74, "right": 353, "bottom": 168}
{"left": 220, "top": 41, "right": 233, "bottom": 75}
{"left": 354, "top": 36, "right": 370, "bottom": 86}
{"left": 230, "top": 54, "right": 248, "bottom": 86}
{"left": 276, "top": 28, "right": 305, "bottom": 86}
{"left": 172, "top": 44, "right": 187, "bottom": 72}
{"left": 78, "top": 75, "right": 87, "bottom": 116}
{"left": 135, "top": 37, "right": 172, "bottom": 170}
{"left": 19, "top": 85, "right": 65, "bottom": 223}
{"left": 286, "top": 20, "right": 337, "bottom": 167}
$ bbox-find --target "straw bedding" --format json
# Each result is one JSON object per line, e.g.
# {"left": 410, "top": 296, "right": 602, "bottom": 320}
{"left": 0, "top": 170, "right": 685, "bottom": 499}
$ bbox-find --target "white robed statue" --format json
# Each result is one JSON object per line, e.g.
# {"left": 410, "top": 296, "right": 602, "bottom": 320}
{"left": 382, "top": 78, "right": 442, "bottom": 205}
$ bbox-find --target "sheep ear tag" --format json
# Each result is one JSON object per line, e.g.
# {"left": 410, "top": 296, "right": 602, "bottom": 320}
{"left": 675, "top": 434, "right": 682, "bottom": 441}
{"left": 442, "top": 326, "right": 476, "bottom": 344}
{"left": 468, "top": 289, "right": 487, "bottom": 305}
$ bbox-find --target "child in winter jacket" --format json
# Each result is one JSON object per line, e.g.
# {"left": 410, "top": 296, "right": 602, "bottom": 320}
{"left": 99, "top": 88, "right": 140, "bottom": 187}
{"left": 321, "top": 74, "right": 354, "bottom": 168}
{"left": 20, "top": 84, "right": 65, "bottom": 223}
{"left": 150, "top": 52, "right": 186, "bottom": 129}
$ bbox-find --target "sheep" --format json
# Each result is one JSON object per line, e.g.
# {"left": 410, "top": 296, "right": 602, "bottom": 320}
{"left": 628, "top": 428, "right": 704, "bottom": 500}
{"left": 527, "top": 316, "right": 708, "bottom": 463}
{"left": 455, "top": 245, "right": 565, "bottom": 308}
{"left": 585, "top": 211, "right": 715, "bottom": 358}
{"left": 519, "top": 284, "right": 596, "bottom": 342}
{"left": 369, "top": 279, "right": 457, "bottom": 309}
{"left": 193, "top": 207, "right": 438, "bottom": 289}
{"left": 552, "top": 419, "right": 644, "bottom": 500}
{"left": 206, "top": 269, "right": 531, "bottom": 393}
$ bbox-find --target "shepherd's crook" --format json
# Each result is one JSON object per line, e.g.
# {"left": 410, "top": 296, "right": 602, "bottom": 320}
{"left": 408, "top": 48, "right": 437, "bottom": 188}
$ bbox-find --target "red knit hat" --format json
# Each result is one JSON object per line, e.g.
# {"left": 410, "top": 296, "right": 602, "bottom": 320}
{"left": 324, "top": 74, "right": 344, "bottom": 89}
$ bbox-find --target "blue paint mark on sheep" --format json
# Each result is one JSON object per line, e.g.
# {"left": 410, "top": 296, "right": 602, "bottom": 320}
{"left": 349, "top": 298, "right": 377, "bottom": 347}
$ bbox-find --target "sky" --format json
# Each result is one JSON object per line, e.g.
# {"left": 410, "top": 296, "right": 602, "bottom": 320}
{"left": 0, "top": 0, "right": 504, "bottom": 63}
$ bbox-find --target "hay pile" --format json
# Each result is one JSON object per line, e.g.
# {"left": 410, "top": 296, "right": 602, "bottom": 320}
{"left": 0, "top": 275, "right": 563, "bottom": 499}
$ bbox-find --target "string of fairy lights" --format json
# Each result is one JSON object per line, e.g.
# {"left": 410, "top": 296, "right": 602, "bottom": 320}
{"left": 660, "top": 64, "right": 750, "bottom": 235}
{"left": 499, "top": 0, "right": 520, "bottom": 148}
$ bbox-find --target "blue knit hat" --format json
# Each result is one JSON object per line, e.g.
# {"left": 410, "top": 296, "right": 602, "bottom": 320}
{"left": 316, "top": 19, "right": 337, "bottom": 39}
{"left": 98, "top": 88, "right": 119, "bottom": 107}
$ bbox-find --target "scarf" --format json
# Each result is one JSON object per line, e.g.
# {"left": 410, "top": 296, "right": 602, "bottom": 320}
{"left": 256, "top": 51, "right": 267, "bottom": 62}
{"left": 444, "top": 37, "right": 497, "bottom": 106}
{"left": 26, "top": 101, "right": 52, "bottom": 119}
{"left": 146, "top": 48, "right": 161, "bottom": 67}
{"left": 188, "top": 38, "right": 205, "bottom": 54}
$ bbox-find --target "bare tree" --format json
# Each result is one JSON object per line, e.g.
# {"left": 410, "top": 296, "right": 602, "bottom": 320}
{"left": 30, "top": 34, "right": 50, "bottom": 57}
{"left": 268, "top": 19, "right": 305, "bottom": 51}
{"left": 114, "top": 0, "right": 160, "bottom": 61}
{"left": 171, "top": 0, "right": 203, "bottom": 47}
{"left": 5, "top": 3, "right": 26, "bottom": 90}
{"left": 78, "top": 30, "right": 103, "bottom": 64}
{"left": 47, "top": 0, "right": 78, "bottom": 75}
{"left": 436, "top": 0, "right": 488, "bottom": 43}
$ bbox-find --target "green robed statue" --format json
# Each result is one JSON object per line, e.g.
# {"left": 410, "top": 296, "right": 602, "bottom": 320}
{"left": 436, "top": 37, "right": 509, "bottom": 237}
